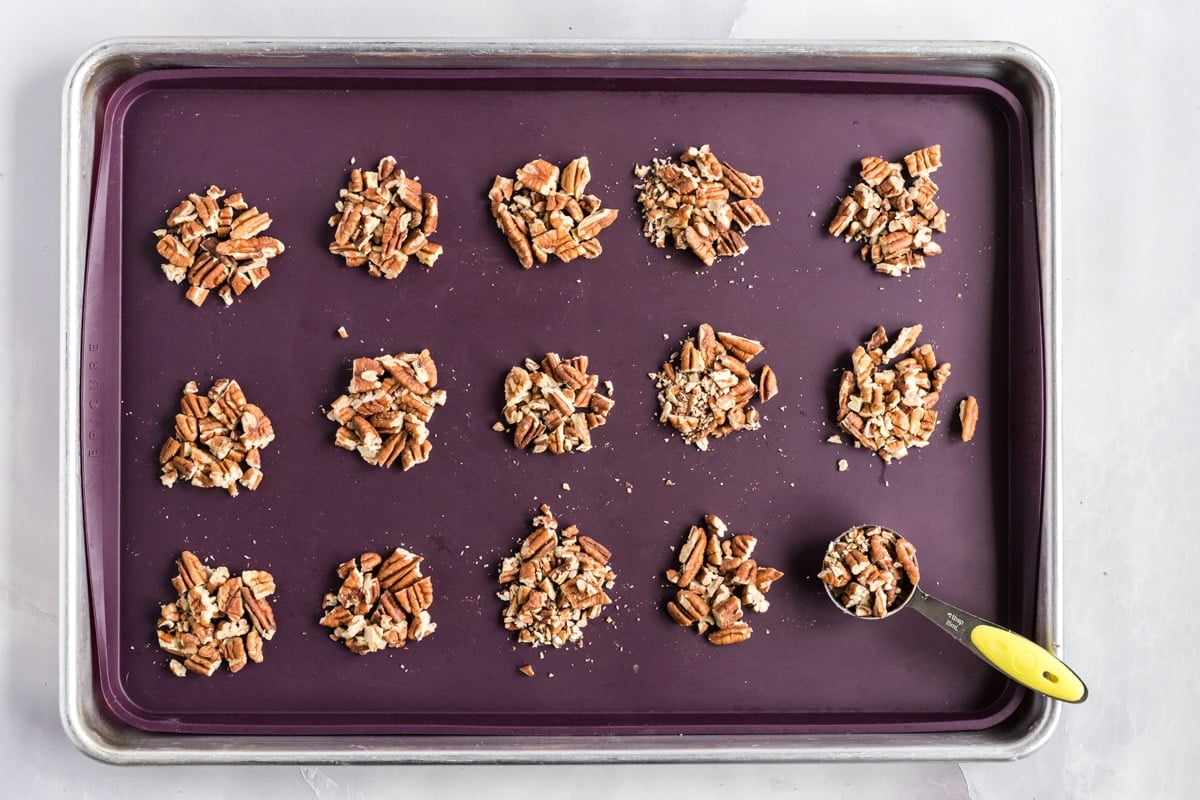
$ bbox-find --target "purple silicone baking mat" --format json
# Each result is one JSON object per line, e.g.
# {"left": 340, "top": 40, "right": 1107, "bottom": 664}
{"left": 80, "top": 67, "right": 1042, "bottom": 735}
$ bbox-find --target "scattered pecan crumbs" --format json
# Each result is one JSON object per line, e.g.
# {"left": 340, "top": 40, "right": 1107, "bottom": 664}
{"left": 501, "top": 353, "right": 615, "bottom": 455}
{"left": 652, "top": 323, "right": 778, "bottom": 451}
{"left": 154, "top": 185, "right": 285, "bottom": 307}
{"left": 664, "top": 514, "right": 784, "bottom": 645}
{"left": 818, "top": 525, "right": 919, "bottom": 618}
{"left": 158, "top": 378, "right": 274, "bottom": 496}
{"left": 835, "top": 324, "right": 951, "bottom": 463}
{"left": 157, "top": 550, "right": 276, "bottom": 677}
{"left": 328, "top": 156, "right": 443, "bottom": 278}
{"left": 497, "top": 505, "right": 616, "bottom": 648}
{"left": 518, "top": 664, "right": 535, "bottom": 677}
{"left": 337, "top": 326, "right": 349, "bottom": 339}
{"left": 828, "top": 145, "right": 947, "bottom": 276}
{"left": 634, "top": 144, "right": 771, "bottom": 267}
{"left": 488, "top": 156, "right": 618, "bottom": 268}
{"left": 319, "top": 548, "right": 437, "bottom": 655}
{"left": 959, "top": 395, "right": 979, "bottom": 442}
{"left": 327, "top": 350, "right": 447, "bottom": 469}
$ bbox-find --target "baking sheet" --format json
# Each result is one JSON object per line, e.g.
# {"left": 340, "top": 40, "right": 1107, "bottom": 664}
{"left": 76, "top": 54, "right": 1045, "bottom": 741}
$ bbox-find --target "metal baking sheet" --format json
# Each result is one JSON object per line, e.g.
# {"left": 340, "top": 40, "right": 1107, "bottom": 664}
{"left": 61, "top": 38, "right": 1062, "bottom": 763}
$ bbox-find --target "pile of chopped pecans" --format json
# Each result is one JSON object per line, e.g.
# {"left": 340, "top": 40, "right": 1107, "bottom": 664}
{"left": 488, "top": 156, "right": 619, "bottom": 268}
{"left": 327, "top": 350, "right": 447, "bottom": 469}
{"left": 497, "top": 505, "right": 616, "bottom": 648}
{"left": 828, "top": 145, "right": 948, "bottom": 276}
{"left": 156, "top": 551, "right": 276, "bottom": 677}
{"left": 155, "top": 185, "right": 285, "bottom": 307}
{"left": 634, "top": 144, "right": 771, "bottom": 266}
{"left": 835, "top": 324, "right": 951, "bottom": 463}
{"left": 652, "top": 323, "right": 778, "bottom": 451}
{"left": 501, "top": 353, "right": 615, "bottom": 455}
{"left": 665, "top": 514, "right": 784, "bottom": 645}
{"left": 818, "top": 525, "right": 919, "bottom": 618}
{"left": 319, "top": 548, "right": 437, "bottom": 655}
{"left": 158, "top": 378, "right": 275, "bottom": 496}
{"left": 328, "top": 156, "right": 443, "bottom": 278}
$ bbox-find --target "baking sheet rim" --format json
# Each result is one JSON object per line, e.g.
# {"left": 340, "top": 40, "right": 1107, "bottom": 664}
{"left": 59, "top": 36, "right": 1062, "bottom": 764}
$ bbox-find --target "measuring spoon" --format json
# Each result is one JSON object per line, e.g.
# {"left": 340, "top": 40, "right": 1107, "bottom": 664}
{"left": 821, "top": 526, "right": 1087, "bottom": 703}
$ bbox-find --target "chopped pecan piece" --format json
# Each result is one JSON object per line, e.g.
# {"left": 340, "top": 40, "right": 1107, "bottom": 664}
{"left": 833, "top": 324, "right": 951, "bottom": 463}
{"left": 635, "top": 144, "right": 770, "bottom": 267}
{"left": 497, "top": 505, "right": 616, "bottom": 649}
{"left": 240, "top": 568, "right": 274, "bottom": 599}
{"left": 500, "top": 353, "right": 614, "bottom": 455}
{"left": 652, "top": 324, "right": 777, "bottom": 451}
{"left": 828, "top": 145, "right": 947, "bottom": 276}
{"left": 904, "top": 144, "right": 943, "bottom": 177}
{"left": 153, "top": 185, "right": 285, "bottom": 307}
{"left": 320, "top": 547, "right": 437, "bottom": 654}
{"left": 327, "top": 156, "right": 443, "bottom": 278}
{"left": 157, "top": 378, "right": 274, "bottom": 496}
{"left": 327, "top": 350, "right": 446, "bottom": 469}
{"left": 664, "top": 515, "right": 783, "bottom": 645}
{"left": 489, "top": 156, "right": 618, "bottom": 268}
{"left": 157, "top": 551, "right": 276, "bottom": 676}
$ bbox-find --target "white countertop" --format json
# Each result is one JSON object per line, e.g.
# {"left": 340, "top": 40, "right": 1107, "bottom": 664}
{"left": 2, "top": 1, "right": 1192, "bottom": 796}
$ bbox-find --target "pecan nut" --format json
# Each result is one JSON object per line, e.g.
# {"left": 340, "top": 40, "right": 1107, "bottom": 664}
{"left": 377, "top": 547, "right": 423, "bottom": 591}
{"left": 241, "top": 569, "right": 276, "bottom": 600}
{"left": 176, "top": 550, "right": 208, "bottom": 590}
{"left": 707, "top": 622, "right": 752, "bottom": 646}
{"left": 676, "top": 525, "right": 707, "bottom": 587}
{"left": 958, "top": 395, "right": 979, "bottom": 442}
{"left": 559, "top": 156, "right": 592, "bottom": 198}
{"left": 240, "top": 587, "right": 277, "bottom": 640}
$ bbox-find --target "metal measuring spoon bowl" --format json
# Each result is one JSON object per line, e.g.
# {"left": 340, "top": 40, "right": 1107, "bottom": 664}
{"left": 818, "top": 524, "right": 920, "bottom": 619}
{"left": 818, "top": 525, "right": 1088, "bottom": 703}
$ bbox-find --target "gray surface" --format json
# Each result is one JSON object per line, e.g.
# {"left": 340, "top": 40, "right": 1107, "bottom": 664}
{"left": 2, "top": 0, "right": 1194, "bottom": 795}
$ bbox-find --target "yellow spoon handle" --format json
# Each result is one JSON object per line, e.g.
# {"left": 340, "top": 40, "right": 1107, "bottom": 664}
{"left": 906, "top": 589, "right": 1087, "bottom": 703}
{"left": 969, "top": 625, "right": 1087, "bottom": 703}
